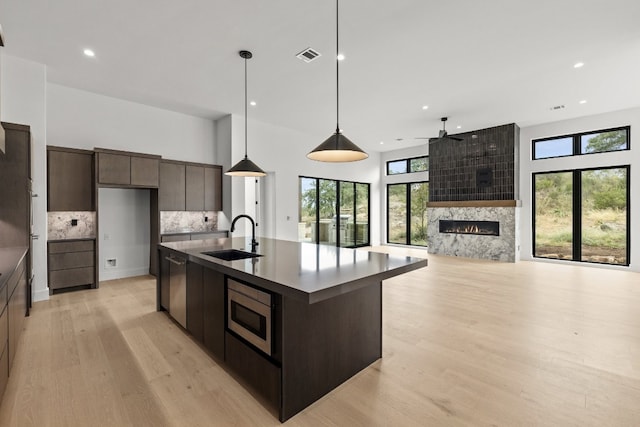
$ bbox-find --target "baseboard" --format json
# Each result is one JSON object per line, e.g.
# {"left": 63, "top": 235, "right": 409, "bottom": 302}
{"left": 100, "top": 266, "right": 150, "bottom": 282}
{"left": 33, "top": 288, "right": 50, "bottom": 302}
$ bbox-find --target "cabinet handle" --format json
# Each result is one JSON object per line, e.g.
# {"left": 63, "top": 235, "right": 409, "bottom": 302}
{"left": 165, "top": 256, "right": 186, "bottom": 266}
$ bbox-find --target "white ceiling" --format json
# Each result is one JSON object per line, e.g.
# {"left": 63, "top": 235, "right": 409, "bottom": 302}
{"left": 2, "top": 0, "right": 640, "bottom": 152}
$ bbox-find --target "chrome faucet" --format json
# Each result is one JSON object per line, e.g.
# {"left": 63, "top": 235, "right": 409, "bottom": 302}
{"left": 230, "top": 214, "right": 259, "bottom": 253}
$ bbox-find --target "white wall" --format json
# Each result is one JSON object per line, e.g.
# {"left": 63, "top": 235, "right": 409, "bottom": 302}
{"left": 98, "top": 188, "right": 150, "bottom": 281}
{"left": 47, "top": 84, "right": 216, "bottom": 162}
{"left": 520, "top": 107, "right": 640, "bottom": 272}
{"left": 228, "top": 116, "right": 382, "bottom": 245}
{"left": 380, "top": 144, "right": 429, "bottom": 245}
{"left": 1, "top": 54, "right": 48, "bottom": 302}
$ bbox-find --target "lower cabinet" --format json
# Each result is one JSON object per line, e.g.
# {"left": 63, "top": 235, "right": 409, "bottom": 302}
{"left": 0, "top": 251, "right": 28, "bottom": 404}
{"left": 225, "top": 331, "right": 281, "bottom": 409}
{"left": 47, "top": 240, "right": 96, "bottom": 292}
{"left": 202, "top": 268, "right": 225, "bottom": 360}
{"left": 184, "top": 262, "right": 225, "bottom": 360}
{"left": 0, "top": 304, "right": 8, "bottom": 403}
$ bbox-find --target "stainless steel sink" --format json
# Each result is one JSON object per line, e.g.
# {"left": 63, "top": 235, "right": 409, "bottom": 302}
{"left": 202, "top": 249, "right": 262, "bottom": 261}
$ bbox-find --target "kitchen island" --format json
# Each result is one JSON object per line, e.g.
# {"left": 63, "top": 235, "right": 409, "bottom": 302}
{"left": 157, "top": 237, "right": 427, "bottom": 422}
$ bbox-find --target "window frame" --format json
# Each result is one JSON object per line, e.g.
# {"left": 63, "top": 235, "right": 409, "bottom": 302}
{"left": 386, "top": 181, "right": 429, "bottom": 247}
{"left": 532, "top": 165, "right": 630, "bottom": 266}
{"left": 386, "top": 155, "right": 429, "bottom": 175}
{"left": 298, "top": 175, "right": 371, "bottom": 248}
{"left": 532, "top": 126, "right": 630, "bottom": 160}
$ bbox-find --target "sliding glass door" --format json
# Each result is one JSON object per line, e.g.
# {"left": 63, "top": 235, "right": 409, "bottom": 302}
{"left": 533, "top": 166, "right": 628, "bottom": 265}
{"left": 387, "top": 182, "right": 428, "bottom": 246}
{"left": 299, "top": 177, "right": 370, "bottom": 248}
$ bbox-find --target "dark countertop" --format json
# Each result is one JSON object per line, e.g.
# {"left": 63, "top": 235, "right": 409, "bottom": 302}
{"left": 162, "top": 230, "right": 228, "bottom": 236}
{"left": 47, "top": 237, "right": 96, "bottom": 243}
{"left": 160, "top": 237, "right": 427, "bottom": 304}
{"left": 0, "top": 246, "right": 29, "bottom": 293}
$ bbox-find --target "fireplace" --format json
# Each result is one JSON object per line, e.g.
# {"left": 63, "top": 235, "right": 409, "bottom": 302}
{"left": 439, "top": 220, "right": 500, "bottom": 236}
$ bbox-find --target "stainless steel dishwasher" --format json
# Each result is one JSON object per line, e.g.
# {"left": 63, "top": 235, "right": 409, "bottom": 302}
{"left": 166, "top": 253, "right": 187, "bottom": 328}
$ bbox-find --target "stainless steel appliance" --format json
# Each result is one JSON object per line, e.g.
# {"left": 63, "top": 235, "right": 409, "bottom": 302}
{"left": 227, "top": 279, "right": 272, "bottom": 355}
{"left": 166, "top": 254, "right": 187, "bottom": 328}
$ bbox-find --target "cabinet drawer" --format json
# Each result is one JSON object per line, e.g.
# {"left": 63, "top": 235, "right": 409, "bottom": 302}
{"left": 48, "top": 240, "right": 94, "bottom": 253}
{"left": 48, "top": 251, "right": 94, "bottom": 270}
{"left": 49, "top": 267, "right": 95, "bottom": 289}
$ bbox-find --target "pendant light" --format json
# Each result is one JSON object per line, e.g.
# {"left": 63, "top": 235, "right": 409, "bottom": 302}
{"left": 307, "top": 0, "right": 368, "bottom": 162}
{"left": 226, "top": 50, "right": 267, "bottom": 177}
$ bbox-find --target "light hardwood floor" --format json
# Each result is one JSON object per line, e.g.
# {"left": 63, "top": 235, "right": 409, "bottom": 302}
{"left": 1, "top": 249, "right": 639, "bottom": 426}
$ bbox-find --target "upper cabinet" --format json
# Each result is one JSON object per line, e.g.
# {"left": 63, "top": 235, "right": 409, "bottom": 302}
{"left": 47, "top": 146, "right": 95, "bottom": 211}
{"left": 0, "top": 25, "right": 6, "bottom": 154}
{"left": 204, "top": 166, "right": 222, "bottom": 211}
{"left": 160, "top": 161, "right": 222, "bottom": 211}
{"left": 159, "top": 161, "right": 186, "bottom": 211}
{"left": 185, "top": 165, "right": 205, "bottom": 211}
{"left": 96, "top": 148, "right": 160, "bottom": 188}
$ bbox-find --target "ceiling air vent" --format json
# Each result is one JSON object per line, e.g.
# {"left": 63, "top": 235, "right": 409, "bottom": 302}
{"left": 296, "top": 47, "right": 321, "bottom": 63}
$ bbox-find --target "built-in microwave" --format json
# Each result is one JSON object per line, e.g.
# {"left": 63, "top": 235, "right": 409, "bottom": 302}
{"left": 227, "top": 279, "right": 272, "bottom": 356}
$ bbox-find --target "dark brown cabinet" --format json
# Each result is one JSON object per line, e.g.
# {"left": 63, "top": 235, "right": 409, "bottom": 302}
{"left": 186, "top": 263, "right": 204, "bottom": 342}
{"left": 47, "top": 240, "right": 96, "bottom": 292}
{"left": 160, "top": 161, "right": 222, "bottom": 212}
{"left": 0, "top": 250, "right": 28, "bottom": 405}
{"left": 0, "top": 123, "right": 31, "bottom": 248}
{"left": 175, "top": 262, "right": 224, "bottom": 360}
{"left": 131, "top": 156, "right": 159, "bottom": 187}
{"left": 205, "top": 166, "right": 223, "bottom": 211}
{"left": 97, "top": 149, "right": 160, "bottom": 187}
{"left": 98, "top": 152, "right": 129, "bottom": 185}
{"left": 159, "top": 161, "right": 186, "bottom": 210}
{"left": 7, "top": 257, "right": 27, "bottom": 371}
{"left": 186, "top": 165, "right": 205, "bottom": 211}
{"left": 203, "top": 269, "right": 225, "bottom": 360}
{"left": 47, "top": 146, "right": 95, "bottom": 211}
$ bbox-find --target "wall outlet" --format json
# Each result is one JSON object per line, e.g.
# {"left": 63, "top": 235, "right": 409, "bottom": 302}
{"left": 105, "top": 258, "right": 117, "bottom": 268}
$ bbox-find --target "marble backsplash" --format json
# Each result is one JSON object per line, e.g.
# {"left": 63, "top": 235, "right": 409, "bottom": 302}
{"left": 48, "top": 211, "right": 96, "bottom": 240}
{"left": 427, "top": 207, "right": 520, "bottom": 262}
{"left": 161, "top": 211, "right": 219, "bottom": 234}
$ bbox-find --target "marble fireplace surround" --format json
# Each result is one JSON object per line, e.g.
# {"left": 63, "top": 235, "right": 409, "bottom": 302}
{"left": 427, "top": 200, "right": 520, "bottom": 263}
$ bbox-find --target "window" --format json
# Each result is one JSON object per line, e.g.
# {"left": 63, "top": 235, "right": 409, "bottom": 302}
{"left": 533, "top": 166, "right": 629, "bottom": 266}
{"left": 533, "top": 126, "right": 629, "bottom": 160}
{"left": 387, "top": 182, "right": 429, "bottom": 246}
{"left": 298, "top": 176, "right": 370, "bottom": 248}
{"left": 386, "top": 156, "right": 429, "bottom": 175}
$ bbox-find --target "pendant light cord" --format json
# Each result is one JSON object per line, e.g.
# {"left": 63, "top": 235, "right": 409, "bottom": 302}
{"left": 335, "top": 0, "right": 340, "bottom": 134}
{"left": 244, "top": 55, "right": 249, "bottom": 158}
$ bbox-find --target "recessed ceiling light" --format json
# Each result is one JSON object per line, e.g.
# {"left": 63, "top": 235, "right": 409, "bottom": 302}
{"left": 337, "top": 53, "right": 345, "bottom": 61}
{"left": 422, "top": 105, "right": 429, "bottom": 110}
{"left": 574, "top": 62, "right": 584, "bottom": 68}
{"left": 250, "top": 101, "right": 257, "bottom": 106}
{"left": 456, "top": 125, "right": 462, "bottom": 129}
{"left": 579, "top": 100, "right": 587, "bottom": 104}
{"left": 380, "top": 141, "right": 384, "bottom": 145}
{"left": 83, "top": 49, "right": 95, "bottom": 57}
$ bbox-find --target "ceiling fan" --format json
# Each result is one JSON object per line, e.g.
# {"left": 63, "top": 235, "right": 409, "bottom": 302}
{"left": 414, "top": 117, "right": 464, "bottom": 142}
